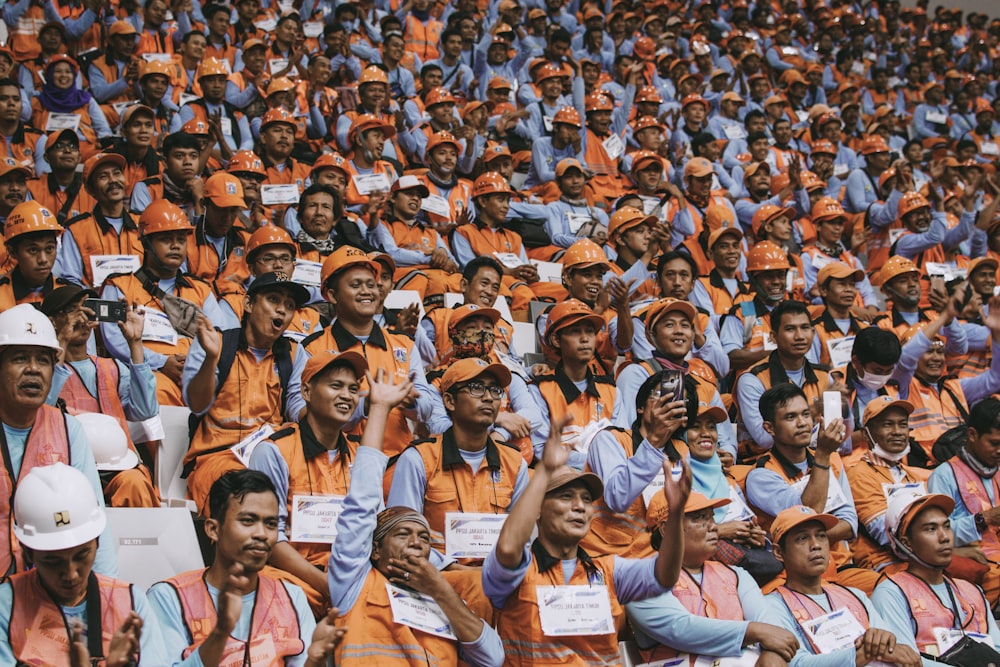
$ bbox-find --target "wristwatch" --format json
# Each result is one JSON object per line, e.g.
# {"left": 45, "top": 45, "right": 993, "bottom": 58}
{"left": 975, "top": 512, "right": 987, "bottom": 534}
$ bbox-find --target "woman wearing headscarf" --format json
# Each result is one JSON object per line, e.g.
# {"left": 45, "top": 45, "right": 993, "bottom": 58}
{"left": 31, "top": 55, "right": 112, "bottom": 164}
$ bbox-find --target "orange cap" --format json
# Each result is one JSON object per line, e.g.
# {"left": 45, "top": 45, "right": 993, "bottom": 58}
{"left": 482, "top": 142, "right": 513, "bottom": 163}
{"left": 645, "top": 298, "right": 698, "bottom": 335}
{"left": 647, "top": 491, "right": 730, "bottom": 529}
{"left": 863, "top": 395, "right": 914, "bottom": 424}
{"left": 609, "top": 206, "right": 656, "bottom": 239}
{"left": 770, "top": 505, "right": 839, "bottom": 545}
{"left": 440, "top": 357, "right": 512, "bottom": 394}
{"left": 544, "top": 299, "right": 605, "bottom": 346}
{"left": 320, "top": 245, "right": 379, "bottom": 288}
{"left": 301, "top": 350, "right": 368, "bottom": 385}
{"left": 108, "top": 20, "right": 138, "bottom": 36}
{"left": 817, "top": 261, "right": 864, "bottom": 286}
{"left": 204, "top": 172, "right": 247, "bottom": 209}
{"left": 555, "top": 158, "right": 587, "bottom": 178}
{"left": 708, "top": 225, "right": 743, "bottom": 249}
{"left": 82, "top": 152, "right": 126, "bottom": 185}
{"left": 684, "top": 157, "right": 714, "bottom": 178}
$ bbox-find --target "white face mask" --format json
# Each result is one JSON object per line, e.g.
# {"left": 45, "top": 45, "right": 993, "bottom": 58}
{"left": 857, "top": 371, "right": 892, "bottom": 392}
{"left": 868, "top": 428, "right": 909, "bottom": 462}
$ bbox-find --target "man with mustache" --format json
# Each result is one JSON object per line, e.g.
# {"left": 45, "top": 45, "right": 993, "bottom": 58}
{"left": 55, "top": 152, "right": 143, "bottom": 290}
{"left": 0, "top": 160, "right": 29, "bottom": 241}
{"left": 258, "top": 108, "right": 311, "bottom": 225}
{"left": 149, "top": 470, "right": 342, "bottom": 666}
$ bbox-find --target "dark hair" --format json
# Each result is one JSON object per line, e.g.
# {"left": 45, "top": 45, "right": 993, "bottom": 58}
{"left": 549, "top": 27, "right": 572, "bottom": 44}
{"left": 207, "top": 469, "right": 277, "bottom": 521}
{"left": 614, "top": 194, "right": 642, "bottom": 210}
{"left": 852, "top": 326, "right": 901, "bottom": 366}
{"left": 613, "top": 53, "right": 636, "bottom": 69}
{"left": 759, "top": 383, "right": 808, "bottom": 424}
{"left": 462, "top": 256, "right": 503, "bottom": 283}
{"left": 743, "top": 109, "right": 766, "bottom": 128}
{"left": 656, "top": 251, "right": 699, "bottom": 282}
{"left": 203, "top": 3, "right": 229, "bottom": 19}
{"left": 0, "top": 78, "right": 18, "bottom": 91}
{"left": 956, "top": 139, "right": 978, "bottom": 154}
{"left": 768, "top": 299, "right": 811, "bottom": 330}
{"left": 969, "top": 398, "right": 1000, "bottom": 435}
{"left": 297, "top": 183, "right": 340, "bottom": 220}
{"left": 441, "top": 27, "right": 463, "bottom": 44}
{"left": 747, "top": 130, "right": 769, "bottom": 145}
{"left": 420, "top": 63, "right": 443, "bottom": 78}
{"left": 690, "top": 132, "right": 717, "bottom": 155}
{"left": 276, "top": 12, "right": 301, "bottom": 27}
{"left": 180, "top": 30, "right": 207, "bottom": 45}
{"left": 163, "top": 131, "right": 202, "bottom": 155}
{"left": 7, "top": 229, "right": 59, "bottom": 251}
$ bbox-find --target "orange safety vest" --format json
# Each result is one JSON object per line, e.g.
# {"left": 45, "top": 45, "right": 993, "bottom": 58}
{"left": 381, "top": 217, "right": 442, "bottom": 272}
{"left": 30, "top": 99, "right": 99, "bottom": 154}
{"left": 722, "top": 297, "right": 774, "bottom": 360}
{"left": 90, "top": 54, "right": 134, "bottom": 108}
{"left": 494, "top": 541, "right": 623, "bottom": 666}
{"left": 0, "top": 405, "right": 70, "bottom": 578}
{"left": 336, "top": 568, "right": 462, "bottom": 666}
{"left": 945, "top": 456, "right": 1000, "bottom": 551}
{"left": 666, "top": 194, "right": 732, "bottom": 239}
{"left": 269, "top": 423, "right": 357, "bottom": 568}
{"left": 58, "top": 356, "right": 136, "bottom": 451}
{"left": 343, "top": 158, "right": 397, "bottom": 209}
{"left": 186, "top": 334, "right": 298, "bottom": 466}
{"left": 948, "top": 343, "right": 992, "bottom": 381}
{"left": 302, "top": 320, "right": 415, "bottom": 457}
{"left": 583, "top": 127, "right": 625, "bottom": 202}
{"left": 0, "top": 272, "right": 61, "bottom": 312}
{"left": 421, "top": 177, "right": 472, "bottom": 228}
{"left": 261, "top": 156, "right": 310, "bottom": 223}
{"left": 112, "top": 148, "right": 162, "bottom": 199}
{"left": 7, "top": 5, "right": 46, "bottom": 61}
{"left": 642, "top": 562, "right": 744, "bottom": 664}
{"left": 885, "top": 570, "right": 989, "bottom": 653}
{"left": 51, "top": 0, "right": 101, "bottom": 54}
{"left": 62, "top": 209, "right": 144, "bottom": 289}
{"left": 811, "top": 309, "right": 868, "bottom": 367}
{"left": 205, "top": 41, "right": 239, "bottom": 68}
{"left": 8, "top": 570, "right": 134, "bottom": 666}
{"left": 581, "top": 426, "right": 652, "bottom": 559}
{"left": 454, "top": 222, "right": 524, "bottom": 262}
{"left": 424, "top": 306, "right": 516, "bottom": 366}
{"left": 407, "top": 429, "right": 520, "bottom": 552}
{"left": 534, "top": 365, "right": 615, "bottom": 429}
{"left": 27, "top": 174, "right": 97, "bottom": 225}
{"left": 185, "top": 224, "right": 250, "bottom": 286}
{"left": 136, "top": 29, "right": 175, "bottom": 58}
{"left": 403, "top": 14, "right": 443, "bottom": 62}
{"left": 0, "top": 124, "right": 43, "bottom": 174}
{"left": 165, "top": 569, "right": 304, "bottom": 663}
{"left": 906, "top": 376, "right": 967, "bottom": 462}
{"left": 698, "top": 271, "right": 754, "bottom": 317}
{"left": 774, "top": 583, "right": 870, "bottom": 653}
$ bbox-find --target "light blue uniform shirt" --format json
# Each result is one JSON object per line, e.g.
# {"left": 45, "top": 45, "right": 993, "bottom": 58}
{"left": 47, "top": 357, "right": 158, "bottom": 422}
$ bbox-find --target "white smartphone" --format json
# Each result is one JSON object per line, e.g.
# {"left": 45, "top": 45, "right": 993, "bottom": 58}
{"left": 823, "top": 391, "right": 842, "bottom": 427}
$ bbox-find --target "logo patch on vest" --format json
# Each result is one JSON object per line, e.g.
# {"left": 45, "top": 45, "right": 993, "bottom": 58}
{"left": 53, "top": 511, "right": 70, "bottom": 527}
{"left": 393, "top": 347, "right": 407, "bottom": 363}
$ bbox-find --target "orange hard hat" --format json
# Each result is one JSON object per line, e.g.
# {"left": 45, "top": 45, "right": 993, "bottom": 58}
{"left": 751, "top": 203, "right": 795, "bottom": 238}
{"left": 246, "top": 225, "right": 296, "bottom": 262}
{"left": 561, "top": 239, "right": 609, "bottom": 273}
{"left": 139, "top": 59, "right": 173, "bottom": 81}
{"left": 426, "top": 131, "right": 461, "bottom": 155}
{"left": 196, "top": 57, "right": 229, "bottom": 80}
{"left": 311, "top": 152, "right": 349, "bottom": 177}
{"left": 260, "top": 107, "right": 297, "bottom": 131}
{"left": 349, "top": 113, "right": 396, "bottom": 145}
{"left": 424, "top": 87, "right": 456, "bottom": 107}
{"left": 810, "top": 197, "right": 847, "bottom": 223}
{"left": 898, "top": 191, "right": 930, "bottom": 219}
{"left": 609, "top": 206, "right": 656, "bottom": 239}
{"left": 746, "top": 240, "right": 791, "bottom": 273}
{"left": 878, "top": 255, "right": 920, "bottom": 285}
{"left": 585, "top": 93, "right": 614, "bottom": 112}
{"left": 4, "top": 201, "right": 62, "bottom": 244}
{"left": 633, "top": 36, "right": 656, "bottom": 60}
{"left": 810, "top": 139, "right": 838, "bottom": 156}
{"left": 320, "top": 245, "right": 379, "bottom": 289}
{"left": 359, "top": 65, "right": 389, "bottom": 87}
{"left": 635, "top": 86, "right": 663, "bottom": 104}
{"left": 265, "top": 76, "right": 296, "bottom": 96}
{"left": 139, "top": 200, "right": 192, "bottom": 237}
{"left": 228, "top": 150, "right": 266, "bottom": 177}
{"left": 552, "top": 106, "right": 583, "bottom": 128}
{"left": 535, "top": 64, "right": 563, "bottom": 84}
{"left": 471, "top": 172, "right": 514, "bottom": 199}
{"left": 544, "top": 299, "right": 605, "bottom": 346}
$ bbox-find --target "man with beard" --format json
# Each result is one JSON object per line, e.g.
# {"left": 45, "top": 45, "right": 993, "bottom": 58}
{"left": 258, "top": 108, "right": 311, "bottom": 225}
{"left": 129, "top": 132, "right": 204, "bottom": 220}
{"left": 56, "top": 152, "right": 143, "bottom": 289}
{"left": 27, "top": 130, "right": 96, "bottom": 224}
{"left": 150, "top": 470, "right": 342, "bottom": 666}
{"left": 110, "top": 105, "right": 161, "bottom": 198}
{"left": 180, "top": 271, "right": 309, "bottom": 514}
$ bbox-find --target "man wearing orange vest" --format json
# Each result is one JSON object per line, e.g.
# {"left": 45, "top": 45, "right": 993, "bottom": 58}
{"left": 88, "top": 21, "right": 141, "bottom": 130}
{"left": 579, "top": 92, "right": 629, "bottom": 205}
{"left": 628, "top": 491, "right": 799, "bottom": 665}
{"left": 182, "top": 271, "right": 309, "bottom": 515}
{"left": 764, "top": 505, "right": 921, "bottom": 666}
{"left": 0, "top": 304, "right": 117, "bottom": 578}
{"left": 184, "top": 172, "right": 251, "bottom": 291}
{"left": 343, "top": 113, "right": 399, "bottom": 214}
{"left": 484, "top": 412, "right": 690, "bottom": 666}
{"left": 327, "top": 364, "right": 505, "bottom": 666}
{"left": 149, "top": 470, "right": 341, "bottom": 666}
{"left": 258, "top": 108, "right": 311, "bottom": 225}
{"left": 0, "top": 463, "right": 165, "bottom": 665}
{"left": 746, "top": 383, "right": 880, "bottom": 592}
{"left": 43, "top": 284, "right": 158, "bottom": 509}
{"left": 403, "top": 0, "right": 444, "bottom": 63}
{"left": 872, "top": 489, "right": 1000, "bottom": 657}
{"left": 0, "top": 201, "right": 65, "bottom": 312}
{"left": 0, "top": 79, "right": 43, "bottom": 174}
{"left": 387, "top": 357, "right": 529, "bottom": 554}
{"left": 27, "top": 130, "right": 96, "bottom": 226}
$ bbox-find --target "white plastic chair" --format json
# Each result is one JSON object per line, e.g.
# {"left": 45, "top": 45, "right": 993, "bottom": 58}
{"left": 155, "top": 405, "right": 195, "bottom": 511}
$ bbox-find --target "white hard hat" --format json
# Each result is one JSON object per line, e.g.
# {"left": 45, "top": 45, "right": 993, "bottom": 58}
{"left": 76, "top": 413, "right": 138, "bottom": 471}
{"left": 13, "top": 462, "right": 106, "bottom": 551}
{"left": 0, "top": 304, "right": 62, "bottom": 353}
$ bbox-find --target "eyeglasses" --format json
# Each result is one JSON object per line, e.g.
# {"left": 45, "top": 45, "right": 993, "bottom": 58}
{"left": 257, "top": 253, "right": 294, "bottom": 265}
{"left": 454, "top": 381, "right": 506, "bottom": 399}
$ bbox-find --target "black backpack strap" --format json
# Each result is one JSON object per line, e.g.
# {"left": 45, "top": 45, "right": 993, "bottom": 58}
{"left": 274, "top": 335, "right": 293, "bottom": 417}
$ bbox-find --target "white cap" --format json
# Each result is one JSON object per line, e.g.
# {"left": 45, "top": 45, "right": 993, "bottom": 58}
{"left": 13, "top": 462, "right": 106, "bottom": 551}
{"left": 885, "top": 487, "right": 954, "bottom": 536}
{"left": 0, "top": 304, "right": 62, "bottom": 353}
{"left": 76, "top": 412, "right": 138, "bottom": 471}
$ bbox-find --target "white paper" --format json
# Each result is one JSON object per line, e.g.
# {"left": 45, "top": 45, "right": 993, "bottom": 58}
{"left": 386, "top": 583, "right": 457, "bottom": 639}
{"left": 833, "top": 163, "right": 849, "bottom": 177}
{"left": 112, "top": 100, "right": 137, "bottom": 115}
{"left": 536, "top": 585, "right": 615, "bottom": 636}
{"left": 530, "top": 260, "right": 562, "bottom": 284}
{"left": 140, "top": 308, "right": 178, "bottom": 346}
{"left": 141, "top": 53, "right": 174, "bottom": 63}
{"left": 782, "top": 46, "right": 798, "bottom": 56}
{"left": 693, "top": 647, "right": 761, "bottom": 667}
{"left": 45, "top": 113, "right": 81, "bottom": 132}
{"left": 925, "top": 111, "right": 947, "bottom": 125}
{"left": 269, "top": 57, "right": 289, "bottom": 73}
{"left": 826, "top": 336, "right": 855, "bottom": 369}
{"left": 934, "top": 627, "right": 995, "bottom": 656}
{"left": 219, "top": 116, "right": 233, "bottom": 137}
{"left": 888, "top": 228, "right": 906, "bottom": 245}
{"left": 290, "top": 494, "right": 345, "bottom": 543}
{"left": 881, "top": 482, "right": 927, "bottom": 502}
{"left": 982, "top": 142, "right": 999, "bottom": 156}
{"left": 602, "top": 133, "right": 625, "bottom": 161}
{"left": 763, "top": 336, "right": 778, "bottom": 351}
{"left": 260, "top": 183, "right": 301, "bottom": 205}
{"left": 291, "top": 259, "right": 322, "bottom": 287}
{"left": 721, "top": 485, "right": 755, "bottom": 523}
{"left": 542, "top": 115, "right": 554, "bottom": 133}
{"left": 790, "top": 474, "right": 849, "bottom": 514}
{"left": 801, "top": 608, "right": 866, "bottom": 654}
{"left": 574, "top": 418, "right": 611, "bottom": 456}
{"left": 444, "top": 512, "right": 506, "bottom": 558}
{"left": 924, "top": 262, "right": 966, "bottom": 281}
{"left": 178, "top": 92, "right": 200, "bottom": 107}
{"left": 493, "top": 252, "right": 523, "bottom": 269}
{"left": 566, "top": 212, "right": 592, "bottom": 235}
{"left": 303, "top": 21, "right": 324, "bottom": 38}
{"left": 420, "top": 194, "right": 452, "bottom": 218}
{"left": 352, "top": 172, "right": 391, "bottom": 195}
{"left": 230, "top": 424, "right": 275, "bottom": 467}
{"left": 723, "top": 124, "right": 746, "bottom": 140}
{"left": 90, "top": 254, "right": 140, "bottom": 287}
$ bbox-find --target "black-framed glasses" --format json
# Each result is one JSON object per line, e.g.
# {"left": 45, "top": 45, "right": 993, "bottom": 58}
{"left": 454, "top": 381, "right": 506, "bottom": 399}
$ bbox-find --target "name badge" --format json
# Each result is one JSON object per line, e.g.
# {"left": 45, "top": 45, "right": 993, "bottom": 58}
{"left": 881, "top": 482, "right": 926, "bottom": 502}
{"left": 283, "top": 330, "right": 308, "bottom": 343}
{"left": 692, "top": 646, "right": 762, "bottom": 667}
{"left": 444, "top": 512, "right": 506, "bottom": 558}
{"left": 112, "top": 100, "right": 137, "bottom": 115}
{"left": 537, "top": 585, "right": 615, "bottom": 636}
{"left": 782, "top": 46, "right": 799, "bottom": 56}
{"left": 45, "top": 113, "right": 81, "bottom": 132}
{"left": 291, "top": 494, "right": 346, "bottom": 543}
{"left": 352, "top": 172, "right": 391, "bottom": 195}
{"left": 178, "top": 92, "right": 200, "bottom": 107}
{"left": 566, "top": 212, "right": 591, "bottom": 235}
{"left": 303, "top": 21, "right": 324, "bottom": 38}
{"left": 888, "top": 228, "right": 906, "bottom": 245}
{"left": 420, "top": 193, "right": 452, "bottom": 218}
{"left": 925, "top": 262, "right": 966, "bottom": 282}
{"left": 790, "top": 474, "right": 849, "bottom": 513}
{"left": 141, "top": 53, "right": 173, "bottom": 63}
{"left": 795, "top": 110, "right": 810, "bottom": 124}
{"left": 723, "top": 124, "right": 746, "bottom": 140}
{"left": 531, "top": 260, "right": 562, "bottom": 284}
{"left": 269, "top": 58, "right": 289, "bottom": 73}
{"left": 833, "top": 163, "right": 849, "bottom": 177}
{"left": 230, "top": 424, "right": 275, "bottom": 467}
{"left": 386, "top": 583, "right": 457, "bottom": 639}
{"left": 90, "top": 254, "right": 140, "bottom": 287}
{"left": 219, "top": 116, "right": 233, "bottom": 137}
{"left": 291, "top": 259, "right": 322, "bottom": 287}
{"left": 825, "top": 336, "right": 855, "bottom": 369}
{"left": 720, "top": 486, "right": 755, "bottom": 523}
{"left": 934, "top": 628, "right": 995, "bottom": 656}
{"left": 493, "top": 252, "right": 523, "bottom": 269}
{"left": 543, "top": 115, "right": 554, "bottom": 133}
{"left": 801, "top": 608, "right": 866, "bottom": 654}
{"left": 260, "top": 183, "right": 301, "bottom": 205}
{"left": 926, "top": 111, "right": 948, "bottom": 125}
{"left": 602, "top": 133, "right": 625, "bottom": 161}
{"left": 254, "top": 18, "right": 277, "bottom": 32}
{"left": 982, "top": 142, "right": 999, "bottom": 156}
{"left": 810, "top": 254, "right": 834, "bottom": 271}
{"left": 140, "top": 307, "right": 178, "bottom": 346}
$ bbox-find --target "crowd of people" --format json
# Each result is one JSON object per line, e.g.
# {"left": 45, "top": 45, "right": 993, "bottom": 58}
{"left": 0, "top": 0, "right": 998, "bottom": 663}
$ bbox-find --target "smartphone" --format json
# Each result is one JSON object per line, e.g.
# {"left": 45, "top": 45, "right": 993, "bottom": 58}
{"left": 83, "top": 299, "right": 127, "bottom": 323}
{"left": 659, "top": 370, "right": 684, "bottom": 403}
{"left": 823, "top": 391, "right": 842, "bottom": 427}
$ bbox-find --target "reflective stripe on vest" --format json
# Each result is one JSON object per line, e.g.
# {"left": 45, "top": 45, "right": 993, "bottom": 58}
{"left": 947, "top": 457, "right": 1000, "bottom": 547}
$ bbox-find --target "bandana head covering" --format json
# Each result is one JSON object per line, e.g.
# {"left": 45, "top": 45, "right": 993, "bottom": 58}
{"left": 373, "top": 507, "right": 430, "bottom": 547}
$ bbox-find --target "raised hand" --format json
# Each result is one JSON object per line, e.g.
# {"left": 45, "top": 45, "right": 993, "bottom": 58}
{"left": 365, "top": 368, "right": 415, "bottom": 411}
{"left": 540, "top": 414, "right": 575, "bottom": 473}
{"left": 306, "top": 608, "right": 346, "bottom": 665}
{"left": 107, "top": 612, "right": 143, "bottom": 667}
{"left": 661, "top": 456, "right": 691, "bottom": 512}
{"left": 118, "top": 302, "right": 145, "bottom": 344}
{"left": 196, "top": 316, "right": 223, "bottom": 359}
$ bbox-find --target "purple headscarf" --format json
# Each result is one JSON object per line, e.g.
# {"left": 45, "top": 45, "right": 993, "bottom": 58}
{"left": 39, "top": 58, "right": 91, "bottom": 114}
